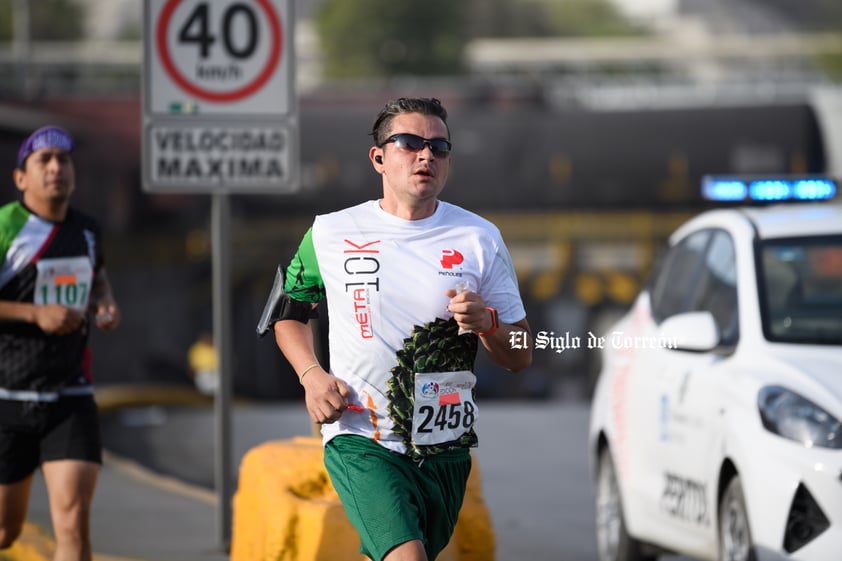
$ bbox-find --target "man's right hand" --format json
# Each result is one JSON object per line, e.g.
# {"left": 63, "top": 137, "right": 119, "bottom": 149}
{"left": 301, "top": 367, "right": 353, "bottom": 424}
{"left": 35, "top": 304, "right": 85, "bottom": 335}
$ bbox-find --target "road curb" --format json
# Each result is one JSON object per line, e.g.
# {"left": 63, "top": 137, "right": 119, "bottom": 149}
{"left": 4, "top": 384, "right": 211, "bottom": 561}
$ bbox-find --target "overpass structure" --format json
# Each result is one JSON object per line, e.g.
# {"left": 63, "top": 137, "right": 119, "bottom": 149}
{"left": 465, "top": 32, "right": 842, "bottom": 70}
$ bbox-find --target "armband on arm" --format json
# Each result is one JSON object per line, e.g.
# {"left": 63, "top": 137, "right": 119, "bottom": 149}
{"left": 256, "top": 265, "right": 316, "bottom": 337}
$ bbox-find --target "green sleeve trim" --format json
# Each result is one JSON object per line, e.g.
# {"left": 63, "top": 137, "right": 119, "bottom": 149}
{"left": 284, "top": 227, "right": 325, "bottom": 303}
{"left": 0, "top": 202, "right": 30, "bottom": 266}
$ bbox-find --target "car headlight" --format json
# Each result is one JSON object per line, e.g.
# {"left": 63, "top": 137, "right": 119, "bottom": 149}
{"left": 758, "top": 386, "right": 842, "bottom": 449}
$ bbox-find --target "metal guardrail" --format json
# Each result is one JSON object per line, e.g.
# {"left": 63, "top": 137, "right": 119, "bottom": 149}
{"left": 465, "top": 32, "right": 842, "bottom": 69}
{"left": 0, "top": 31, "right": 839, "bottom": 98}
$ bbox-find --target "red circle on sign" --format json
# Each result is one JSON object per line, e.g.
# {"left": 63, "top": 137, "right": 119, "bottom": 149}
{"left": 156, "top": 0, "right": 283, "bottom": 103}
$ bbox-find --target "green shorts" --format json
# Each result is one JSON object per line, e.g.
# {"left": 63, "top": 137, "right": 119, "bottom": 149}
{"left": 324, "top": 435, "right": 472, "bottom": 561}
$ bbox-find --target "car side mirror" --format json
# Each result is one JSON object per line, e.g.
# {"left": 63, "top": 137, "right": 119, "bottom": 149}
{"left": 657, "top": 311, "right": 720, "bottom": 352}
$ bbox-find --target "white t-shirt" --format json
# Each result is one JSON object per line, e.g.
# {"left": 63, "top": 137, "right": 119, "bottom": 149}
{"left": 285, "top": 200, "right": 526, "bottom": 457}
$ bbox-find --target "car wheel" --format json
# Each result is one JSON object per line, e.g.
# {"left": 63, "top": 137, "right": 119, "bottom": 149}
{"left": 595, "top": 449, "right": 653, "bottom": 561}
{"left": 718, "top": 476, "right": 757, "bottom": 561}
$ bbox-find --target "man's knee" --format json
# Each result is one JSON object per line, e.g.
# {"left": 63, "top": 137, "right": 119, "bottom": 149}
{"left": 52, "top": 501, "right": 91, "bottom": 537}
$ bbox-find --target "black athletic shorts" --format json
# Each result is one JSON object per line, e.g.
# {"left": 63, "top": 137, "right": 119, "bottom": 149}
{"left": 0, "top": 395, "right": 102, "bottom": 484}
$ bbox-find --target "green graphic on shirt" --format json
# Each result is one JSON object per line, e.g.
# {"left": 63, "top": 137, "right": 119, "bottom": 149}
{"left": 285, "top": 227, "right": 325, "bottom": 303}
{"left": 387, "top": 317, "right": 478, "bottom": 459}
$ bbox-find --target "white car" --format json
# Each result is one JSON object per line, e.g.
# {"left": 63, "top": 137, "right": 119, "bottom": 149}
{"left": 588, "top": 177, "right": 842, "bottom": 561}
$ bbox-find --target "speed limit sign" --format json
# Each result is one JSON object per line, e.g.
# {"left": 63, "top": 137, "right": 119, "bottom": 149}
{"left": 143, "top": 0, "right": 298, "bottom": 193}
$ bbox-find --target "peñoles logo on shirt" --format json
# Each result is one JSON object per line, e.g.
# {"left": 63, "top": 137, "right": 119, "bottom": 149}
{"left": 440, "top": 249, "right": 463, "bottom": 269}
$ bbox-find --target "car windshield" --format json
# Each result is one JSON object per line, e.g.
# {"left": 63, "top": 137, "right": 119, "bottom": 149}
{"left": 759, "top": 235, "right": 842, "bottom": 344}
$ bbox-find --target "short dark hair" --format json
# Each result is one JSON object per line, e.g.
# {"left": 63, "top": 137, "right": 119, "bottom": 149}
{"left": 370, "top": 97, "right": 449, "bottom": 146}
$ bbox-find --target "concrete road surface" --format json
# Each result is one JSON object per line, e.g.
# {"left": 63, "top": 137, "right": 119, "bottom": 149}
{"left": 25, "top": 398, "right": 693, "bottom": 561}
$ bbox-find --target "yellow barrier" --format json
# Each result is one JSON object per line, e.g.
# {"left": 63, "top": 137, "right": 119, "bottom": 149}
{"left": 231, "top": 437, "right": 495, "bottom": 561}
{"left": 94, "top": 384, "right": 212, "bottom": 415}
{"left": 0, "top": 523, "right": 136, "bottom": 561}
{"left": 0, "top": 523, "right": 54, "bottom": 561}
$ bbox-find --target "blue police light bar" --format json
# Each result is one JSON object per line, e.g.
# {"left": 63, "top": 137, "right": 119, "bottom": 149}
{"left": 702, "top": 176, "right": 838, "bottom": 203}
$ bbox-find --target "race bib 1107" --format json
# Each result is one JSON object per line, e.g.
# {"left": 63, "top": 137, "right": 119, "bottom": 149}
{"left": 34, "top": 256, "right": 93, "bottom": 312}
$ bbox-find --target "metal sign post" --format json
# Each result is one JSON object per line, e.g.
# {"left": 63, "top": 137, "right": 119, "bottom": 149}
{"left": 142, "top": 0, "right": 297, "bottom": 549}
{"left": 211, "top": 192, "right": 233, "bottom": 545}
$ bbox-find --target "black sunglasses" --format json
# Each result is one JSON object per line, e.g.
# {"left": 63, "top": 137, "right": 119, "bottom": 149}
{"left": 380, "top": 133, "right": 452, "bottom": 157}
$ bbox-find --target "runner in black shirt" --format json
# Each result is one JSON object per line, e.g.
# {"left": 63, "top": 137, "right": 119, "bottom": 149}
{"left": 0, "top": 126, "right": 120, "bottom": 561}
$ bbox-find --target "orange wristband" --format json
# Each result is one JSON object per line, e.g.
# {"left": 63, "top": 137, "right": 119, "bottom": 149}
{"left": 477, "top": 307, "right": 498, "bottom": 337}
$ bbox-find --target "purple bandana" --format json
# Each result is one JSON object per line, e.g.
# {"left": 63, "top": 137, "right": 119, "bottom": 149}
{"left": 17, "top": 126, "right": 74, "bottom": 169}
